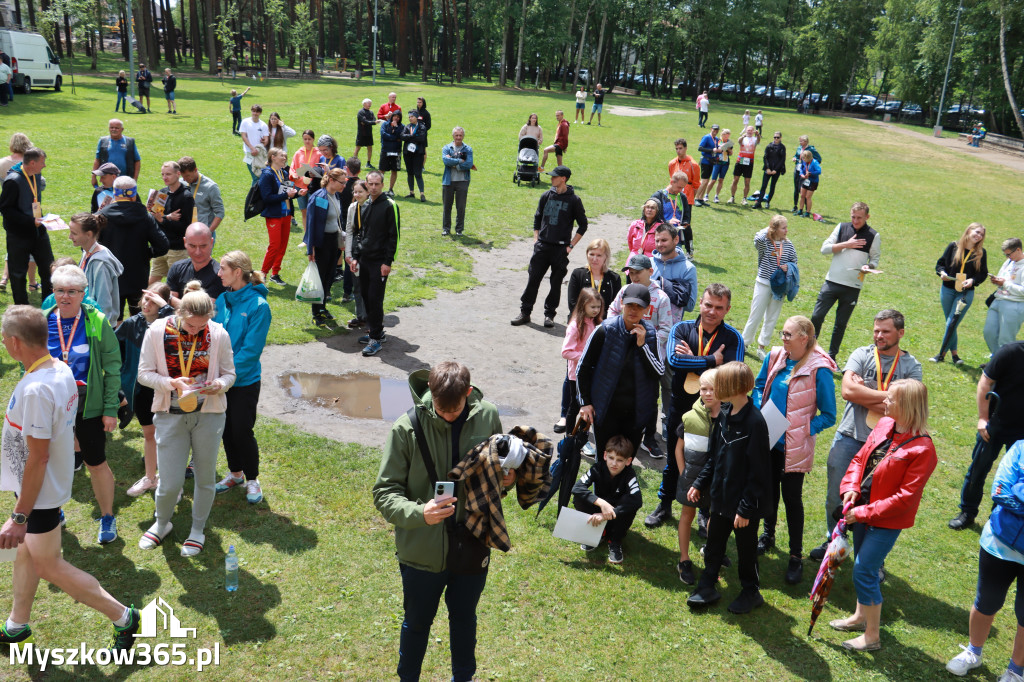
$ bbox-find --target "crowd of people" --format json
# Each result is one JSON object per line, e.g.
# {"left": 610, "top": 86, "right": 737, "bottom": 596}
{"left": 1, "top": 87, "right": 1023, "bottom": 681}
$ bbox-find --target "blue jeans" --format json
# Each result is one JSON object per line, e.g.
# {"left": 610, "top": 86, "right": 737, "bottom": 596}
{"left": 851, "top": 524, "right": 901, "bottom": 605}
{"left": 398, "top": 563, "right": 487, "bottom": 682}
{"left": 824, "top": 432, "right": 865, "bottom": 538}
{"left": 116, "top": 91, "right": 127, "bottom": 111}
{"left": 938, "top": 286, "right": 974, "bottom": 354}
{"left": 984, "top": 299, "right": 1024, "bottom": 355}
{"left": 560, "top": 375, "right": 571, "bottom": 418}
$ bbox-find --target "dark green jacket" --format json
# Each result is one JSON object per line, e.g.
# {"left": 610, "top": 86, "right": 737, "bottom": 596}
{"left": 43, "top": 302, "right": 121, "bottom": 420}
{"left": 372, "top": 369, "right": 502, "bottom": 572}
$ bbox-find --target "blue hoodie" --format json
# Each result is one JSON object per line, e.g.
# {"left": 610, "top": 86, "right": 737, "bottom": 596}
{"left": 652, "top": 246, "right": 698, "bottom": 323}
{"left": 214, "top": 282, "right": 271, "bottom": 387}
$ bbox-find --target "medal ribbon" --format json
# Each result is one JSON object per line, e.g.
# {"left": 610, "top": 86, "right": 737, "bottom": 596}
{"left": 873, "top": 347, "right": 901, "bottom": 392}
{"left": 697, "top": 325, "right": 719, "bottom": 357}
{"left": 23, "top": 169, "right": 38, "bottom": 203}
{"left": 56, "top": 310, "right": 82, "bottom": 364}
{"left": 959, "top": 249, "right": 972, "bottom": 275}
{"left": 176, "top": 324, "right": 199, "bottom": 380}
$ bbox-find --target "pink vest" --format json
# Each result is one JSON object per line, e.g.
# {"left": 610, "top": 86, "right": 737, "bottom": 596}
{"left": 763, "top": 345, "right": 837, "bottom": 473}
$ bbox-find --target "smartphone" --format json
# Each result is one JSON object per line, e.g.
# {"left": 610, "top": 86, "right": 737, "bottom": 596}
{"left": 434, "top": 481, "right": 455, "bottom": 502}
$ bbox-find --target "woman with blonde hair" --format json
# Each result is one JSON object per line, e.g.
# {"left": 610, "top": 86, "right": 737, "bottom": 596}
{"left": 752, "top": 315, "right": 837, "bottom": 583}
{"left": 214, "top": 252, "right": 271, "bottom": 504}
{"left": 933, "top": 222, "right": 988, "bottom": 364}
{"left": 742, "top": 215, "right": 798, "bottom": 358}
{"left": 831, "top": 379, "right": 936, "bottom": 651}
{"left": 258, "top": 147, "right": 300, "bottom": 285}
{"left": 115, "top": 71, "right": 128, "bottom": 112}
{"left": 137, "top": 281, "right": 236, "bottom": 557}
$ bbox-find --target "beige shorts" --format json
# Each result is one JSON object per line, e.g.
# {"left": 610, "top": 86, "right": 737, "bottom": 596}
{"left": 149, "top": 249, "right": 188, "bottom": 279}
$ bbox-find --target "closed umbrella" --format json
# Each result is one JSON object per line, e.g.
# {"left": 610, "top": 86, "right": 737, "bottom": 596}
{"left": 535, "top": 419, "right": 588, "bottom": 517}
{"left": 808, "top": 502, "right": 854, "bottom": 636}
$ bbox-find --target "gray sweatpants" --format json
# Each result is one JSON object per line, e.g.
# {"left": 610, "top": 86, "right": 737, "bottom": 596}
{"left": 153, "top": 412, "right": 227, "bottom": 536}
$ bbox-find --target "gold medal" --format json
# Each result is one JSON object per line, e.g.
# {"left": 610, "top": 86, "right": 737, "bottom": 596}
{"left": 177, "top": 390, "right": 199, "bottom": 413}
{"left": 684, "top": 372, "right": 701, "bottom": 394}
{"left": 955, "top": 272, "right": 966, "bottom": 292}
{"left": 865, "top": 410, "right": 882, "bottom": 428}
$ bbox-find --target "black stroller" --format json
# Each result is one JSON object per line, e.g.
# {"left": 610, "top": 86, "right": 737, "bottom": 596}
{"left": 513, "top": 136, "right": 541, "bottom": 186}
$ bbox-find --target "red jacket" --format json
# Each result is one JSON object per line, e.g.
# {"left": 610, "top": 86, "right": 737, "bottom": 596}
{"left": 377, "top": 102, "right": 401, "bottom": 121}
{"left": 555, "top": 120, "right": 569, "bottom": 150}
{"left": 840, "top": 417, "right": 936, "bottom": 529}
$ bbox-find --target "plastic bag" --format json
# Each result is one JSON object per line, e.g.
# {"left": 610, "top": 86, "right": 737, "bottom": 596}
{"left": 295, "top": 262, "right": 324, "bottom": 303}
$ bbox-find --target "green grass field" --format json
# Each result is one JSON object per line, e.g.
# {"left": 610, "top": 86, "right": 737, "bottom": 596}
{"left": 0, "top": 59, "right": 1022, "bottom": 680}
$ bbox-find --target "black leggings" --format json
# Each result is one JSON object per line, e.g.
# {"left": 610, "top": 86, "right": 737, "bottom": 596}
{"left": 761, "top": 444, "right": 806, "bottom": 557}
{"left": 223, "top": 381, "right": 261, "bottom": 480}
{"left": 232, "top": 110, "right": 242, "bottom": 133}
{"left": 758, "top": 172, "right": 781, "bottom": 204}
{"left": 976, "top": 547, "right": 1024, "bottom": 626}
{"left": 404, "top": 153, "right": 424, "bottom": 193}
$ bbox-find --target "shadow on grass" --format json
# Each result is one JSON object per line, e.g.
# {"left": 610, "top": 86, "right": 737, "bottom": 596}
{"left": 735, "top": 602, "right": 835, "bottom": 681}
{"left": 559, "top": 532, "right": 679, "bottom": 590}
{"left": 52, "top": 529, "right": 163, "bottom": 607}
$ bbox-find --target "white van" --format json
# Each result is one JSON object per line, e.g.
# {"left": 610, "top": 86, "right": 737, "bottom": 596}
{"left": 0, "top": 29, "right": 63, "bottom": 93}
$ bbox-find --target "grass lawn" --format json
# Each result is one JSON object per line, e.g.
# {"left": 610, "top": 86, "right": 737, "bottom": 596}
{"left": 0, "top": 57, "right": 1023, "bottom": 680}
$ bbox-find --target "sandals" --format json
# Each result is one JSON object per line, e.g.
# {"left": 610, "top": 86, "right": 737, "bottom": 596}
{"left": 180, "top": 536, "right": 205, "bottom": 557}
{"left": 829, "top": 618, "right": 867, "bottom": 632}
{"left": 28, "top": 283, "right": 40, "bottom": 291}
{"left": 138, "top": 522, "right": 173, "bottom": 550}
{"left": 842, "top": 637, "right": 881, "bottom": 651}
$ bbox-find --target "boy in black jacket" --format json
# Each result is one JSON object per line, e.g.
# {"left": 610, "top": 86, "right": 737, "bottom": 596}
{"left": 572, "top": 436, "right": 643, "bottom": 564}
{"left": 686, "top": 361, "right": 771, "bottom": 614}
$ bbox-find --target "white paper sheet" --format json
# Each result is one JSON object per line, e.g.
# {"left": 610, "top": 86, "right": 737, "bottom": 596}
{"left": 41, "top": 214, "right": 68, "bottom": 231}
{"left": 760, "top": 399, "right": 792, "bottom": 449}
{"left": 553, "top": 506, "right": 606, "bottom": 546}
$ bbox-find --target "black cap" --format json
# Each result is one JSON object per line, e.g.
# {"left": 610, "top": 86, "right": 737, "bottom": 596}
{"left": 621, "top": 283, "right": 651, "bottom": 307}
{"left": 546, "top": 165, "right": 571, "bottom": 178}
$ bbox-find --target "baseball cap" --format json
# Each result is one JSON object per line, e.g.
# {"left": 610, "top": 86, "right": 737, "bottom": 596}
{"left": 92, "top": 163, "right": 120, "bottom": 176}
{"left": 711, "top": 124, "right": 720, "bottom": 130}
{"left": 621, "top": 283, "right": 651, "bottom": 307}
{"left": 546, "top": 165, "right": 571, "bottom": 178}
{"left": 622, "top": 254, "right": 652, "bottom": 271}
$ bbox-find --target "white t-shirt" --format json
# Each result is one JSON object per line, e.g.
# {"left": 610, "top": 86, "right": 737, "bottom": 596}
{"left": 239, "top": 118, "right": 270, "bottom": 162}
{"left": 742, "top": 114, "right": 750, "bottom": 125}
{"left": 0, "top": 63, "right": 12, "bottom": 84}
{"left": 699, "top": 97, "right": 709, "bottom": 113}
{"left": 575, "top": 91, "right": 586, "bottom": 105}
{"left": 1, "top": 362, "right": 77, "bottom": 508}
{"left": 755, "top": 113, "right": 764, "bottom": 126}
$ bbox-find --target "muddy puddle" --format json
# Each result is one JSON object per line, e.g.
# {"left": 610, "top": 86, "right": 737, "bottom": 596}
{"left": 280, "top": 371, "right": 527, "bottom": 421}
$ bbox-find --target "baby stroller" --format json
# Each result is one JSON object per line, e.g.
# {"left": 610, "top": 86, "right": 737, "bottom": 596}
{"left": 513, "top": 136, "right": 540, "bottom": 186}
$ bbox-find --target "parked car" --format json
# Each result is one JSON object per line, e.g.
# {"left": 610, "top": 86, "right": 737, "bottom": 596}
{"left": 874, "top": 100, "right": 902, "bottom": 113}
{"left": 0, "top": 28, "right": 63, "bottom": 92}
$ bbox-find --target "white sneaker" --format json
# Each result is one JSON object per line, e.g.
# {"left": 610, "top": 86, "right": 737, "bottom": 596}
{"left": 742, "top": 199, "right": 749, "bottom": 206}
{"left": 713, "top": 195, "right": 720, "bottom": 203}
{"left": 127, "top": 476, "right": 158, "bottom": 497}
{"left": 946, "top": 646, "right": 982, "bottom": 676}
{"left": 727, "top": 196, "right": 734, "bottom": 204}
{"left": 999, "top": 671, "right": 1024, "bottom": 682}
{"left": 246, "top": 479, "right": 264, "bottom": 504}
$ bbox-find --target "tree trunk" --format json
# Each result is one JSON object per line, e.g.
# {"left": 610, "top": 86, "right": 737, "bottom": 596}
{"left": 513, "top": 0, "right": 528, "bottom": 87}
{"left": 11, "top": 0, "right": 19, "bottom": 26}
{"left": 27, "top": 0, "right": 36, "bottom": 28}
{"left": 336, "top": 0, "right": 346, "bottom": 60}
{"left": 178, "top": 0, "right": 186, "bottom": 59}
{"left": 558, "top": 0, "right": 577, "bottom": 90}
{"left": 498, "top": 0, "right": 510, "bottom": 86}
{"left": 120, "top": 9, "right": 129, "bottom": 60}
{"left": 484, "top": 30, "right": 491, "bottom": 82}
{"left": 63, "top": 12, "right": 73, "bottom": 57}
{"left": 396, "top": 0, "right": 409, "bottom": 74}
{"left": 43, "top": 0, "right": 62, "bottom": 57}
{"left": 592, "top": 10, "right": 606, "bottom": 83}
{"left": 161, "top": 0, "right": 177, "bottom": 65}
{"left": 999, "top": 0, "right": 1024, "bottom": 137}
{"left": 267, "top": 0, "right": 277, "bottom": 71}
{"left": 452, "top": 0, "right": 462, "bottom": 82}
{"left": 190, "top": 0, "right": 201, "bottom": 68}
{"left": 205, "top": 0, "right": 217, "bottom": 73}
{"left": 571, "top": 3, "right": 590, "bottom": 90}
{"left": 462, "top": 0, "right": 471, "bottom": 79}
{"left": 419, "top": 0, "right": 430, "bottom": 80}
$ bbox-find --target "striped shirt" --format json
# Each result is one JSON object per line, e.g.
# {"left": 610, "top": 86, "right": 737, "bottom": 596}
{"left": 754, "top": 228, "right": 798, "bottom": 283}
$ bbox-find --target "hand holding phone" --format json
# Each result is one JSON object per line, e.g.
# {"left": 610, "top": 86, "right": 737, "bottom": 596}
{"left": 434, "top": 481, "right": 455, "bottom": 502}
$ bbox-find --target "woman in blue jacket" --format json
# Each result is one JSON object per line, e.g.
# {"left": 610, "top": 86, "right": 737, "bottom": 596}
{"left": 259, "top": 147, "right": 299, "bottom": 286}
{"left": 796, "top": 150, "right": 821, "bottom": 218}
{"left": 379, "top": 110, "right": 403, "bottom": 196}
{"left": 303, "top": 167, "right": 347, "bottom": 326}
{"left": 214, "top": 250, "right": 272, "bottom": 504}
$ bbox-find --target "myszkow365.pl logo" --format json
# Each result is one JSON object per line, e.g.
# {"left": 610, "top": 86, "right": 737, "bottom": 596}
{"left": 9, "top": 597, "right": 221, "bottom": 671}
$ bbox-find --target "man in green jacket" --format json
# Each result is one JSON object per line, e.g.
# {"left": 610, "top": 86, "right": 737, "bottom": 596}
{"left": 373, "top": 362, "right": 503, "bottom": 682}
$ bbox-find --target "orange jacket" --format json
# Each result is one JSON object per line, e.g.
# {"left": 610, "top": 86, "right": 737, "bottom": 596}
{"left": 668, "top": 155, "right": 701, "bottom": 204}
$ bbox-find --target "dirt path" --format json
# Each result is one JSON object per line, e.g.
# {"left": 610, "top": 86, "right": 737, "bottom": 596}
{"left": 257, "top": 213, "right": 669, "bottom": 466}
{"left": 856, "top": 118, "right": 1024, "bottom": 173}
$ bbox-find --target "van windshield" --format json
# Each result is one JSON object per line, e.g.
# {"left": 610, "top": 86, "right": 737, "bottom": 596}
{"left": 46, "top": 46, "right": 58, "bottom": 64}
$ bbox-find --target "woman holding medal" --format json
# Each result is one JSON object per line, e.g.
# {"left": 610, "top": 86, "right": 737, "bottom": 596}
{"left": 136, "top": 281, "right": 235, "bottom": 557}
{"left": 258, "top": 147, "right": 300, "bottom": 285}
{"left": 44, "top": 265, "right": 122, "bottom": 544}
{"left": 290, "top": 129, "right": 319, "bottom": 227}
{"left": 830, "top": 378, "right": 936, "bottom": 651}
{"left": 932, "top": 223, "right": 988, "bottom": 364}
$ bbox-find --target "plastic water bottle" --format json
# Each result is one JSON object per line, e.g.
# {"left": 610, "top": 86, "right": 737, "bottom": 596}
{"left": 225, "top": 545, "right": 238, "bottom": 592}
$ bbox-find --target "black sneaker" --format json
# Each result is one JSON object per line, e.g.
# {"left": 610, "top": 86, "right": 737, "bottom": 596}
{"left": 757, "top": 532, "right": 775, "bottom": 555}
{"left": 677, "top": 560, "right": 695, "bottom": 585}
{"left": 510, "top": 312, "right": 531, "bottom": 326}
{"left": 686, "top": 588, "right": 721, "bottom": 607}
{"left": 949, "top": 512, "right": 975, "bottom": 530}
{"left": 0, "top": 622, "right": 33, "bottom": 645}
{"left": 645, "top": 442, "right": 666, "bottom": 459}
{"left": 580, "top": 543, "right": 597, "bottom": 552}
{"left": 608, "top": 542, "right": 623, "bottom": 564}
{"left": 697, "top": 510, "right": 709, "bottom": 539}
{"left": 185, "top": 460, "right": 195, "bottom": 479}
{"left": 348, "top": 317, "right": 366, "bottom": 329}
{"left": 268, "top": 274, "right": 286, "bottom": 286}
{"left": 111, "top": 606, "right": 141, "bottom": 651}
{"left": 644, "top": 503, "right": 671, "bottom": 528}
{"left": 727, "top": 588, "right": 765, "bottom": 614}
{"left": 785, "top": 556, "right": 804, "bottom": 584}
{"left": 808, "top": 541, "right": 829, "bottom": 562}
{"left": 543, "top": 316, "right": 555, "bottom": 328}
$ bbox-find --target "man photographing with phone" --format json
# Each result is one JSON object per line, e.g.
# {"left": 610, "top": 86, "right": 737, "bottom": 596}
{"left": 374, "top": 361, "right": 504, "bottom": 682}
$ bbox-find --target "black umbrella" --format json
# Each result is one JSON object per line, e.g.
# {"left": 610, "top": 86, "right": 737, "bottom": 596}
{"left": 937, "top": 291, "right": 970, "bottom": 357}
{"left": 535, "top": 419, "right": 589, "bottom": 517}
